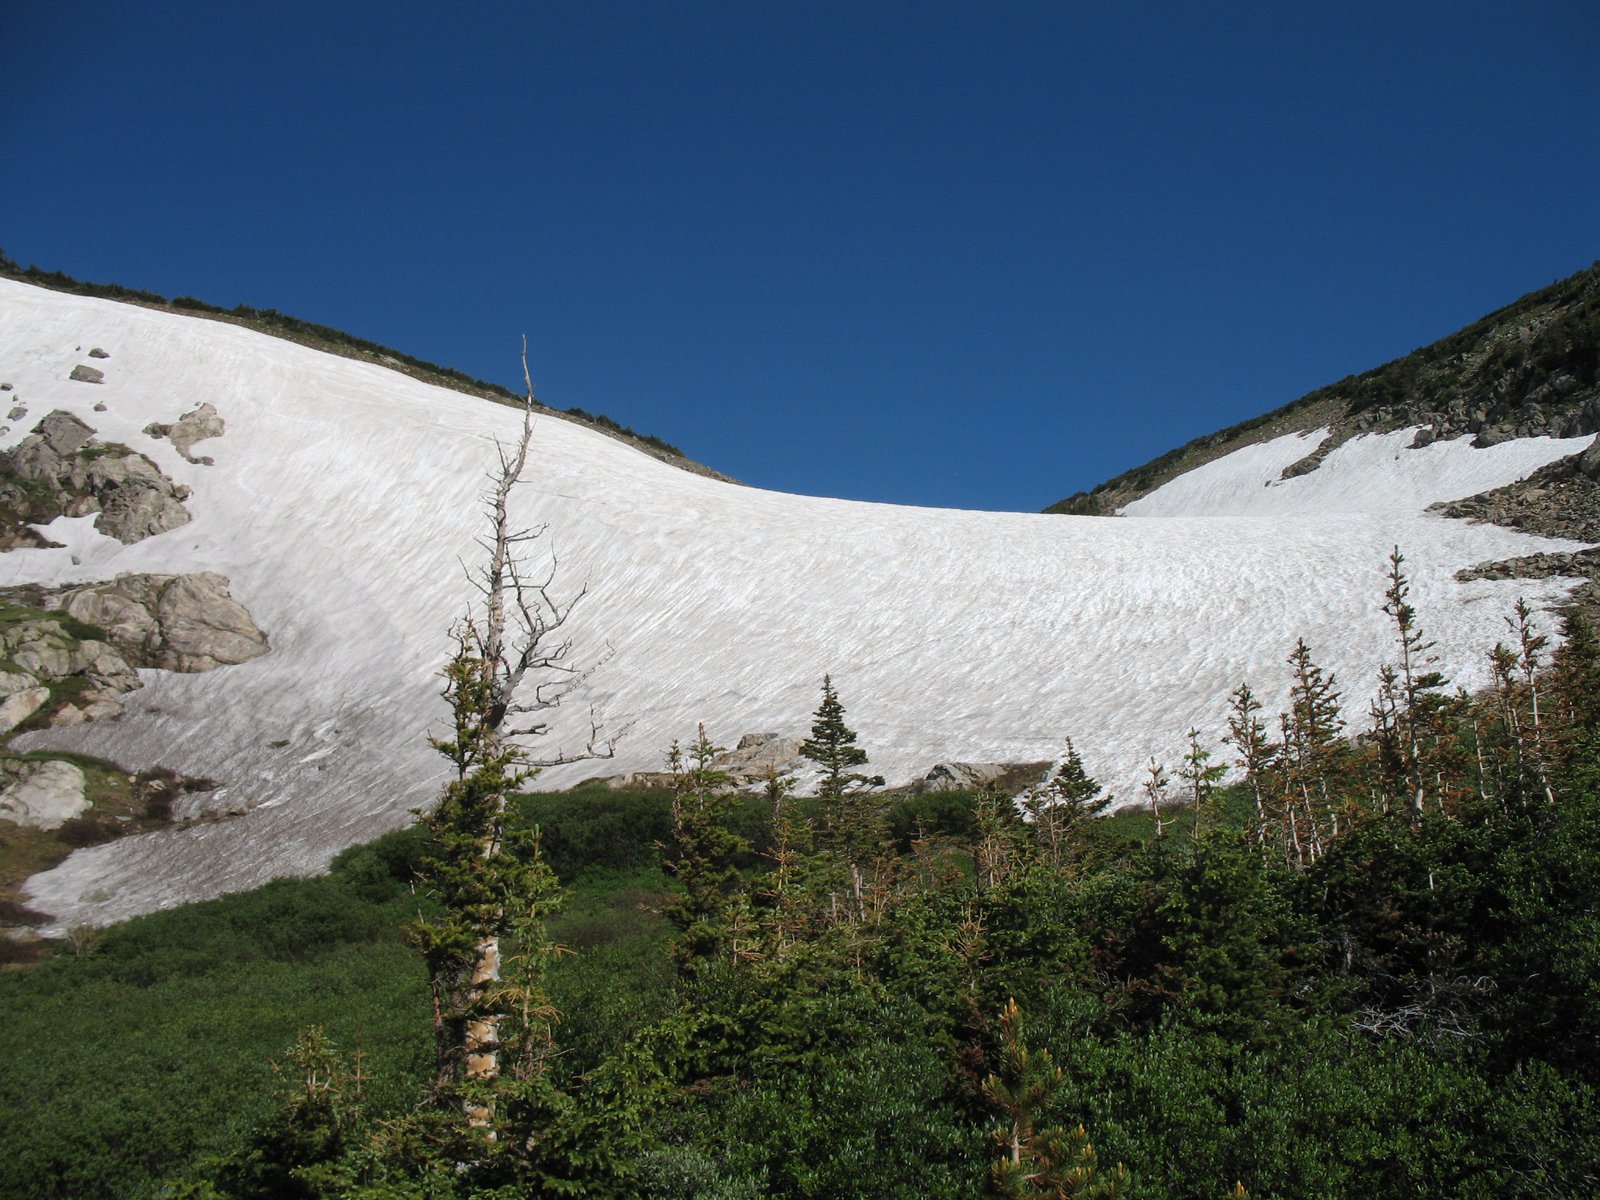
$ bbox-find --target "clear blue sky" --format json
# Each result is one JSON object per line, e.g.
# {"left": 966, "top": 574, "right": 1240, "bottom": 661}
{"left": 4, "top": 2, "right": 1596, "bottom": 511}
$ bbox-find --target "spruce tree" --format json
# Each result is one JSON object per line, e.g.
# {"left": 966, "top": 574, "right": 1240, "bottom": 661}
{"left": 1023, "top": 738, "right": 1109, "bottom": 869}
{"left": 1283, "top": 639, "right": 1344, "bottom": 863}
{"left": 1225, "top": 682, "right": 1277, "bottom": 849}
{"left": 1380, "top": 547, "right": 1459, "bottom": 815}
{"left": 801, "top": 674, "right": 884, "bottom": 920}
{"left": 1180, "top": 727, "right": 1227, "bottom": 842}
{"left": 984, "top": 998, "right": 1127, "bottom": 1198}
{"left": 408, "top": 349, "right": 609, "bottom": 1138}
{"left": 801, "top": 673, "right": 874, "bottom": 797}
{"left": 661, "top": 726, "right": 751, "bottom": 973}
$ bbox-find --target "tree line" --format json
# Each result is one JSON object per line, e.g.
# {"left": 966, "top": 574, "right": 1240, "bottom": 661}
{"left": 171, "top": 545, "right": 1600, "bottom": 1198}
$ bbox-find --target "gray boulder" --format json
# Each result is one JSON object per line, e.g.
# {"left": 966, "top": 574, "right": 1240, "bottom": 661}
{"left": 919, "top": 762, "right": 1018, "bottom": 792}
{"left": 1579, "top": 434, "right": 1600, "bottom": 481}
{"left": 1, "top": 411, "right": 192, "bottom": 543}
{"left": 0, "top": 681, "right": 51, "bottom": 732}
{"left": 68, "top": 365, "right": 104, "bottom": 384}
{"left": 0, "top": 617, "right": 143, "bottom": 730}
{"left": 0, "top": 759, "right": 88, "bottom": 829}
{"left": 84, "top": 453, "right": 192, "bottom": 541}
{"left": 710, "top": 732, "right": 808, "bottom": 786}
{"left": 144, "top": 402, "right": 224, "bottom": 464}
{"left": 52, "top": 572, "right": 270, "bottom": 671}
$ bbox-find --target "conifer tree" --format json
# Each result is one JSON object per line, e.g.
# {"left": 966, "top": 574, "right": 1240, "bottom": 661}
{"left": 973, "top": 785, "right": 1026, "bottom": 893}
{"left": 758, "top": 763, "right": 817, "bottom": 959}
{"left": 1225, "top": 683, "right": 1276, "bottom": 848}
{"left": 984, "top": 998, "right": 1127, "bottom": 1198}
{"left": 1282, "top": 639, "right": 1344, "bottom": 862}
{"left": 409, "top": 349, "right": 609, "bottom": 1135}
{"left": 661, "top": 726, "right": 751, "bottom": 973}
{"left": 1180, "top": 728, "right": 1227, "bottom": 842}
{"left": 1548, "top": 607, "right": 1600, "bottom": 789}
{"left": 1143, "top": 757, "right": 1173, "bottom": 838}
{"left": 801, "top": 673, "right": 875, "bottom": 797}
{"left": 1023, "top": 738, "right": 1109, "bottom": 869}
{"left": 800, "top": 674, "right": 884, "bottom": 920}
{"left": 1505, "top": 598, "right": 1556, "bottom": 807}
{"left": 1380, "top": 547, "right": 1458, "bottom": 815}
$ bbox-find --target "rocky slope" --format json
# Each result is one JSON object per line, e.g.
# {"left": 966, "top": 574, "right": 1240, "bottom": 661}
{"left": 1049, "top": 260, "right": 1600, "bottom": 521}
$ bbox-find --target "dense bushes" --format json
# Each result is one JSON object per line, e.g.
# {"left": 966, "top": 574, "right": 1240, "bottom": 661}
{"left": 5, "top": 593, "right": 1600, "bottom": 1196}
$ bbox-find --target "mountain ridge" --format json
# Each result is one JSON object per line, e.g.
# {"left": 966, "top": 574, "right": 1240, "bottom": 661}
{"left": 0, "top": 250, "right": 735, "bottom": 487}
{"left": 1050, "top": 260, "right": 1600, "bottom": 519}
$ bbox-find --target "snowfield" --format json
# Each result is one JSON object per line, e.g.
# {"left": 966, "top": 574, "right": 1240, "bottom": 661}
{"left": 0, "top": 279, "right": 1593, "bottom": 929}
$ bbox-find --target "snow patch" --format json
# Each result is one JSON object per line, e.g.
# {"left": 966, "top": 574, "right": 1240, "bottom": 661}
{"left": 0, "top": 279, "right": 1592, "bottom": 929}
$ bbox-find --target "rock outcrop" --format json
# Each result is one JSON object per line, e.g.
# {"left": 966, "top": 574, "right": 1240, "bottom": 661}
{"left": 0, "top": 617, "right": 140, "bottom": 733}
{"left": 711, "top": 732, "right": 808, "bottom": 786}
{"left": 46, "top": 572, "right": 271, "bottom": 672}
{"left": 0, "top": 573, "right": 269, "bottom": 734}
{"left": 68, "top": 365, "right": 104, "bottom": 385}
{"left": 0, "top": 410, "right": 192, "bottom": 543}
{"left": 0, "top": 758, "right": 88, "bottom": 830}
{"left": 916, "top": 760, "right": 1053, "bottom": 794}
{"left": 144, "top": 402, "right": 223, "bottom": 465}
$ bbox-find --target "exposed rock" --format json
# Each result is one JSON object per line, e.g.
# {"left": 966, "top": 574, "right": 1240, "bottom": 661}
{"left": 92, "top": 402, "right": 107, "bottom": 413}
{"left": 0, "top": 759, "right": 88, "bottom": 830}
{"left": 0, "top": 574, "right": 266, "bottom": 736}
{"left": 87, "top": 347, "right": 109, "bottom": 359}
{"left": 29, "top": 410, "right": 95, "bottom": 457}
{"left": 710, "top": 732, "right": 807, "bottom": 785}
{"left": 0, "top": 683, "right": 51, "bottom": 732}
{"left": 1579, "top": 435, "right": 1600, "bottom": 481}
{"left": 87, "top": 453, "right": 193, "bottom": 541}
{"left": 7, "top": 407, "right": 25, "bottom": 422}
{"left": 590, "top": 770, "right": 677, "bottom": 791}
{"left": 1278, "top": 434, "right": 1342, "bottom": 480}
{"left": 1050, "top": 262, "right": 1600, "bottom": 516}
{"left": 0, "top": 410, "right": 192, "bottom": 544}
{"left": 144, "top": 402, "right": 223, "bottom": 464}
{"left": 1433, "top": 437, "right": 1600, "bottom": 545}
{"left": 0, "top": 525, "right": 59, "bottom": 551}
{"left": 68, "top": 365, "right": 104, "bottom": 385}
{"left": 49, "top": 572, "right": 270, "bottom": 671}
{"left": 917, "top": 761, "right": 1052, "bottom": 793}
{"left": 921, "top": 762, "right": 1004, "bottom": 791}
{"left": 48, "top": 703, "right": 87, "bottom": 728}
{"left": 1456, "top": 547, "right": 1600, "bottom": 585}
{"left": 0, "top": 616, "right": 142, "bottom": 731}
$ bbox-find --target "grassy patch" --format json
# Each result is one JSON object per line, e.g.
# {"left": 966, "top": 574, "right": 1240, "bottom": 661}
{"left": 0, "top": 815, "right": 682, "bottom": 1199}
{"left": 0, "top": 755, "right": 200, "bottom": 940}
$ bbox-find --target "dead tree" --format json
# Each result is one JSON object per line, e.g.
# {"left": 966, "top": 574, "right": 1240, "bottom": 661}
{"left": 411, "top": 343, "right": 612, "bottom": 1134}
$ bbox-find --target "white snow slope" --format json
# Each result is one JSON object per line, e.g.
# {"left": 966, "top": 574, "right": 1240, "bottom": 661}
{"left": 0, "top": 279, "right": 1593, "bottom": 929}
